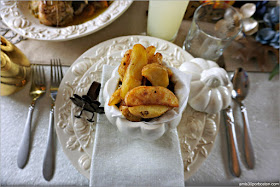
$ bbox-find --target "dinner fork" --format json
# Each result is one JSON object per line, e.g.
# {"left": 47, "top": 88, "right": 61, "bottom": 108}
{"left": 42, "top": 59, "right": 63, "bottom": 181}
{"left": 17, "top": 65, "right": 46, "bottom": 169}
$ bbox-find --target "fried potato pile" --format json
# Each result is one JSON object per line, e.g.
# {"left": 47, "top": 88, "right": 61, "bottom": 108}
{"left": 109, "top": 44, "right": 178, "bottom": 122}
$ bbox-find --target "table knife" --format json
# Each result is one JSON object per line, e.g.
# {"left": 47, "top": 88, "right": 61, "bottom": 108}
{"left": 223, "top": 106, "right": 241, "bottom": 177}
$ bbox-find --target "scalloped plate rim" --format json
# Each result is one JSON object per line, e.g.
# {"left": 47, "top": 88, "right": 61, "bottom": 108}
{"left": 54, "top": 35, "right": 219, "bottom": 181}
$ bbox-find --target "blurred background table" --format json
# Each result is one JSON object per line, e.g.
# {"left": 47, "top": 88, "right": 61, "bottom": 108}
{"left": 1, "top": 1, "right": 279, "bottom": 186}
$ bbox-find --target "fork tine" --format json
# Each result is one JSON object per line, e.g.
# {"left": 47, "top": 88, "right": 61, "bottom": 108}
{"left": 38, "top": 64, "right": 42, "bottom": 85}
{"left": 32, "top": 64, "right": 36, "bottom": 85}
{"left": 56, "top": 59, "right": 60, "bottom": 83}
{"left": 56, "top": 59, "right": 61, "bottom": 83}
{"left": 50, "top": 60, "right": 53, "bottom": 85}
{"left": 41, "top": 66, "right": 46, "bottom": 85}
{"left": 59, "top": 59, "right": 63, "bottom": 82}
{"left": 31, "top": 65, "right": 35, "bottom": 85}
{"left": 55, "top": 59, "right": 58, "bottom": 84}
{"left": 34, "top": 64, "right": 39, "bottom": 85}
{"left": 54, "top": 59, "right": 58, "bottom": 84}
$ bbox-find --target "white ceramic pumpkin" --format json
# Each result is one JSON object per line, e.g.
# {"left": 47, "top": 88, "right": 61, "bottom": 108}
{"left": 179, "top": 58, "right": 233, "bottom": 114}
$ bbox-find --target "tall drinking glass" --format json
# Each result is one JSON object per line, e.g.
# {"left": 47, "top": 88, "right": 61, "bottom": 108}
{"left": 183, "top": 2, "right": 243, "bottom": 61}
{"left": 147, "top": 0, "right": 189, "bottom": 42}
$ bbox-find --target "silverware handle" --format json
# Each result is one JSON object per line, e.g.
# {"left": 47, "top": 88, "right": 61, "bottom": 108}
{"left": 224, "top": 106, "right": 241, "bottom": 177}
{"left": 42, "top": 108, "right": 55, "bottom": 181}
{"left": 17, "top": 105, "right": 34, "bottom": 169}
{"left": 240, "top": 103, "right": 255, "bottom": 169}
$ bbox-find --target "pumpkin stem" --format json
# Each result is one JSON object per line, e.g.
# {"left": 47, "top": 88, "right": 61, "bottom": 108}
{"left": 200, "top": 67, "right": 229, "bottom": 88}
{"left": 205, "top": 76, "right": 223, "bottom": 88}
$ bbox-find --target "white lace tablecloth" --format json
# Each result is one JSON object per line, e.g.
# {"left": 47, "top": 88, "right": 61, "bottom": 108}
{"left": 1, "top": 69, "right": 279, "bottom": 186}
{"left": 1, "top": 67, "right": 88, "bottom": 186}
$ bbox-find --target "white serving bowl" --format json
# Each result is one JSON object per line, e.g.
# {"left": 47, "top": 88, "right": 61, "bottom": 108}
{"left": 103, "top": 66, "right": 191, "bottom": 141}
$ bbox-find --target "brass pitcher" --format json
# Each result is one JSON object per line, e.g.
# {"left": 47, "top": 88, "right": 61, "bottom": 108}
{"left": 1, "top": 35, "right": 31, "bottom": 96}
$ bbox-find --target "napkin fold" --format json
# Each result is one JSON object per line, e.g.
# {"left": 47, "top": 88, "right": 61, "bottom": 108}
{"left": 90, "top": 65, "right": 185, "bottom": 187}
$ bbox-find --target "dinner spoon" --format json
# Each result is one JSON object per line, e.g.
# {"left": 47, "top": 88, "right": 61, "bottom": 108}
{"left": 231, "top": 67, "right": 255, "bottom": 169}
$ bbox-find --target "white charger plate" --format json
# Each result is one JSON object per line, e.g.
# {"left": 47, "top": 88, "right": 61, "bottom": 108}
{"left": 0, "top": 1, "right": 133, "bottom": 41}
{"left": 54, "top": 35, "right": 219, "bottom": 180}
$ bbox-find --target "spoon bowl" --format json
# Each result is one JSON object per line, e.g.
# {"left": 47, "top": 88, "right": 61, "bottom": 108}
{"left": 232, "top": 68, "right": 250, "bottom": 102}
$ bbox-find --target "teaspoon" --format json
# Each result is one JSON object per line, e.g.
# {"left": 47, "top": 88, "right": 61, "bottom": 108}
{"left": 232, "top": 67, "right": 255, "bottom": 169}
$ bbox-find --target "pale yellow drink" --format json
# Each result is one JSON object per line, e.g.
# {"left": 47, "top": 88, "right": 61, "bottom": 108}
{"left": 147, "top": 0, "right": 189, "bottom": 42}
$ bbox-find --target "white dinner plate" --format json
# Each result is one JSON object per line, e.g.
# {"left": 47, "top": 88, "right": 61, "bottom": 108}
{"left": 54, "top": 35, "right": 220, "bottom": 180}
{"left": 0, "top": 1, "right": 133, "bottom": 41}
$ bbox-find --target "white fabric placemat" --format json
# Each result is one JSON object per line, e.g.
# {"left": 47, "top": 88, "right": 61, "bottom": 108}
{"left": 89, "top": 65, "right": 185, "bottom": 187}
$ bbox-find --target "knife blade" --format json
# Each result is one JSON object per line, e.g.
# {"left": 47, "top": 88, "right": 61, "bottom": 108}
{"left": 223, "top": 105, "right": 241, "bottom": 177}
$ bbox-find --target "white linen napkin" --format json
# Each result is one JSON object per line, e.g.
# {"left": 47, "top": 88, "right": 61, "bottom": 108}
{"left": 89, "top": 65, "right": 185, "bottom": 187}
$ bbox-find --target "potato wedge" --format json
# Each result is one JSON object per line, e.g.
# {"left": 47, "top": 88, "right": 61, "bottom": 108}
{"left": 148, "top": 52, "right": 163, "bottom": 64}
{"left": 125, "top": 86, "right": 179, "bottom": 107}
{"left": 154, "top": 52, "right": 163, "bottom": 64}
{"left": 108, "top": 87, "right": 122, "bottom": 106}
{"left": 120, "top": 44, "right": 148, "bottom": 99}
{"left": 118, "top": 49, "right": 132, "bottom": 81}
{"left": 166, "top": 68, "right": 173, "bottom": 77}
{"left": 142, "top": 63, "right": 169, "bottom": 87}
{"left": 146, "top": 46, "right": 156, "bottom": 63}
{"left": 119, "top": 105, "right": 142, "bottom": 122}
{"left": 128, "top": 105, "right": 171, "bottom": 118}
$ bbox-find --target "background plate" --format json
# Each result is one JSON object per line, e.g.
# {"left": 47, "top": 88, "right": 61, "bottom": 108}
{"left": 0, "top": 1, "right": 133, "bottom": 41}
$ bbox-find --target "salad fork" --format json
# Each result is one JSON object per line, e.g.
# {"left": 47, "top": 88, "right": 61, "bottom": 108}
{"left": 42, "top": 59, "right": 63, "bottom": 181}
{"left": 17, "top": 65, "right": 46, "bottom": 169}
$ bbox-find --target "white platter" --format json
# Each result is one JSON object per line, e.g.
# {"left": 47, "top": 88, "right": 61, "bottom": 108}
{"left": 54, "top": 35, "right": 220, "bottom": 180}
{"left": 0, "top": 1, "right": 133, "bottom": 41}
